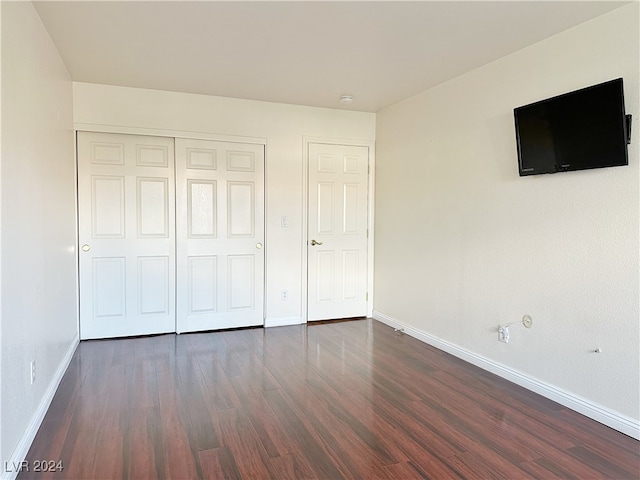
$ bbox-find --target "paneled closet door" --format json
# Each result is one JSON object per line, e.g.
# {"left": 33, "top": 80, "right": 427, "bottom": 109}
{"left": 77, "top": 132, "right": 176, "bottom": 339}
{"left": 175, "top": 138, "right": 265, "bottom": 333}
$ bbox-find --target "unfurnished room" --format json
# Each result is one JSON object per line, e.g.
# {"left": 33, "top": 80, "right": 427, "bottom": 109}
{"left": 1, "top": 1, "right": 639, "bottom": 479}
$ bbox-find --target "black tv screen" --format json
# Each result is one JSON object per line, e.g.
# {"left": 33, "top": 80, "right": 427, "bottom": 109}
{"left": 514, "top": 78, "right": 629, "bottom": 176}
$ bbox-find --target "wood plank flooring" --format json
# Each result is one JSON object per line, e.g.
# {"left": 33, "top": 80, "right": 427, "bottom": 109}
{"left": 18, "top": 319, "right": 640, "bottom": 479}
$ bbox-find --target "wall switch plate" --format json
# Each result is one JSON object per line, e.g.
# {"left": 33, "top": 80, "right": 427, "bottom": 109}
{"left": 30, "top": 360, "right": 36, "bottom": 384}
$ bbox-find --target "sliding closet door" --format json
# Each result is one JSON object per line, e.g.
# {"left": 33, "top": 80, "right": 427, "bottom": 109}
{"left": 175, "top": 138, "right": 265, "bottom": 333}
{"left": 78, "top": 132, "right": 176, "bottom": 339}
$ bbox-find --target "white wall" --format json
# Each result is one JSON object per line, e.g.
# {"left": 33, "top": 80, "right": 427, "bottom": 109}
{"left": 374, "top": 3, "right": 639, "bottom": 431}
{"left": 0, "top": 0, "right": 3, "bottom": 463}
{"left": 72, "top": 83, "right": 376, "bottom": 325}
{"left": 0, "top": 2, "right": 78, "bottom": 471}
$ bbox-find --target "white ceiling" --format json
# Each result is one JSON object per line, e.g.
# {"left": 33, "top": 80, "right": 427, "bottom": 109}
{"left": 34, "top": 1, "right": 628, "bottom": 112}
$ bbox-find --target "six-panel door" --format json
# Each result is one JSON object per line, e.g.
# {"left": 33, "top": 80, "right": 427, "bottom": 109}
{"left": 175, "top": 138, "right": 265, "bottom": 333}
{"left": 78, "top": 132, "right": 176, "bottom": 339}
{"left": 307, "top": 143, "right": 369, "bottom": 321}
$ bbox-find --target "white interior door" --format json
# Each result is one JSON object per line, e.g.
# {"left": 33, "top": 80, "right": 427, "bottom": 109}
{"left": 175, "top": 138, "right": 265, "bottom": 332}
{"left": 78, "top": 132, "right": 176, "bottom": 339}
{"left": 307, "top": 143, "right": 369, "bottom": 321}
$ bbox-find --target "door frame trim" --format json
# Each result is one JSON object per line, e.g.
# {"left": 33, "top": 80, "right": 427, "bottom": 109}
{"left": 74, "top": 122, "right": 267, "bottom": 146}
{"left": 302, "top": 136, "right": 375, "bottom": 323}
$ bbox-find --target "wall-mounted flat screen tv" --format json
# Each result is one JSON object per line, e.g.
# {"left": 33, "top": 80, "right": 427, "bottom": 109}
{"left": 514, "top": 78, "right": 630, "bottom": 176}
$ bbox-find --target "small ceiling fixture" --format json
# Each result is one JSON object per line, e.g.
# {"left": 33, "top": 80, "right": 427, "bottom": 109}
{"left": 340, "top": 94, "right": 353, "bottom": 105}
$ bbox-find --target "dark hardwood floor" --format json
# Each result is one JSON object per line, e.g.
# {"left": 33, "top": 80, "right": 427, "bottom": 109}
{"left": 19, "top": 319, "right": 640, "bottom": 479}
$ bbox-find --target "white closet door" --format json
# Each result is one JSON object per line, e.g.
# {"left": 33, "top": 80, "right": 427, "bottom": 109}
{"left": 175, "top": 138, "right": 265, "bottom": 332}
{"left": 78, "top": 132, "right": 176, "bottom": 339}
{"left": 308, "top": 143, "right": 369, "bottom": 321}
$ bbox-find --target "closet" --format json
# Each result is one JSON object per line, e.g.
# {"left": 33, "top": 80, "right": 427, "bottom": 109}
{"left": 77, "top": 132, "right": 264, "bottom": 339}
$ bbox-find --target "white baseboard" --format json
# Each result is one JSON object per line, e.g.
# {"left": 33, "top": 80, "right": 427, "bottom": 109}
{"left": 372, "top": 310, "right": 640, "bottom": 440}
{"left": 264, "top": 316, "right": 305, "bottom": 328}
{"left": 1, "top": 334, "right": 79, "bottom": 480}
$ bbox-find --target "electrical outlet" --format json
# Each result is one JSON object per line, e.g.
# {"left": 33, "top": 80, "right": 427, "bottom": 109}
{"left": 281, "top": 289, "right": 288, "bottom": 301}
{"left": 498, "top": 326, "right": 510, "bottom": 343}
{"left": 30, "top": 360, "right": 36, "bottom": 384}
